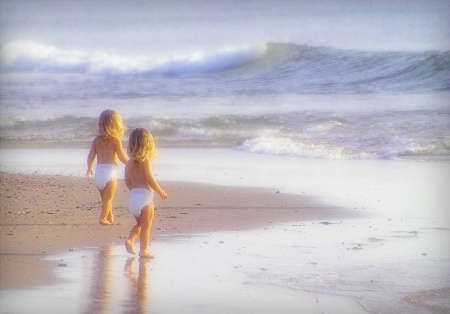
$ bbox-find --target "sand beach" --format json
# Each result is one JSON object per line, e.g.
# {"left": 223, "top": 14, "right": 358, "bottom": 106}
{"left": 0, "top": 171, "right": 355, "bottom": 289}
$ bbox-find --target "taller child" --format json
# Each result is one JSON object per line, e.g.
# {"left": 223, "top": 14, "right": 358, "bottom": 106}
{"left": 86, "top": 109, "right": 128, "bottom": 225}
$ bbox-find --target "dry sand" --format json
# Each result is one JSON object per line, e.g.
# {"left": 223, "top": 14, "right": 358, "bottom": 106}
{"left": 0, "top": 172, "right": 357, "bottom": 289}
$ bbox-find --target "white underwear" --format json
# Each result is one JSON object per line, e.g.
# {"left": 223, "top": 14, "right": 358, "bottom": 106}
{"left": 94, "top": 164, "right": 117, "bottom": 190}
{"left": 129, "top": 188, "right": 154, "bottom": 217}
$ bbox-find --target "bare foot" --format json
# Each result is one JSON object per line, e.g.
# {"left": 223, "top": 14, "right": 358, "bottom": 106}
{"left": 107, "top": 213, "right": 114, "bottom": 225}
{"left": 125, "top": 240, "right": 136, "bottom": 255}
{"left": 139, "top": 251, "right": 154, "bottom": 259}
{"left": 99, "top": 219, "right": 112, "bottom": 225}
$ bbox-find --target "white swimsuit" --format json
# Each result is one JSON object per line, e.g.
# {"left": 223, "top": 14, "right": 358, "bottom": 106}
{"left": 94, "top": 164, "right": 117, "bottom": 190}
{"left": 129, "top": 188, "right": 154, "bottom": 217}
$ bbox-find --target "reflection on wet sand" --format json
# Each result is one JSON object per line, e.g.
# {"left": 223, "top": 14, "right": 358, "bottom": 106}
{"left": 82, "top": 245, "right": 151, "bottom": 314}
{"left": 83, "top": 245, "right": 114, "bottom": 314}
{"left": 124, "top": 257, "right": 151, "bottom": 314}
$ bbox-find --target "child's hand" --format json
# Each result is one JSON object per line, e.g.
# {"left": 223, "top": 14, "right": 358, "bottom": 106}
{"left": 159, "top": 190, "right": 168, "bottom": 200}
{"left": 86, "top": 169, "right": 93, "bottom": 178}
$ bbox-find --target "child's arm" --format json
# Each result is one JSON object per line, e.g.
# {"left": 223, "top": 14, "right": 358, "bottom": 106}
{"left": 144, "top": 160, "right": 168, "bottom": 200}
{"left": 115, "top": 138, "right": 129, "bottom": 164}
{"left": 86, "top": 139, "right": 97, "bottom": 178}
{"left": 124, "top": 163, "right": 132, "bottom": 190}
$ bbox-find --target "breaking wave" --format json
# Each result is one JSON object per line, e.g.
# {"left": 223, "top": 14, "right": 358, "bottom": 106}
{"left": 1, "top": 41, "right": 449, "bottom": 92}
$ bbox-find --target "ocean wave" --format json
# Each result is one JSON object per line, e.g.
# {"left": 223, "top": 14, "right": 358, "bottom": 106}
{"left": 0, "top": 40, "right": 262, "bottom": 75}
{"left": 1, "top": 112, "right": 449, "bottom": 160}
{"left": 237, "top": 135, "right": 450, "bottom": 160}
{"left": 238, "top": 136, "right": 357, "bottom": 159}
{"left": 1, "top": 40, "right": 448, "bottom": 92}
{"left": 252, "top": 43, "right": 450, "bottom": 92}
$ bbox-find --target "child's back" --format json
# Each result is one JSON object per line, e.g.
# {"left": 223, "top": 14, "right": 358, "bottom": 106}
{"left": 94, "top": 136, "right": 123, "bottom": 165}
{"left": 125, "top": 160, "right": 149, "bottom": 190}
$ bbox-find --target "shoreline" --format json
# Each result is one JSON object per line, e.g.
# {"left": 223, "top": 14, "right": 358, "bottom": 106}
{"left": 0, "top": 172, "right": 360, "bottom": 290}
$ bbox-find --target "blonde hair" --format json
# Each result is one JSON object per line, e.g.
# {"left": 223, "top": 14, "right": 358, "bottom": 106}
{"left": 127, "top": 128, "right": 157, "bottom": 163}
{"left": 97, "top": 109, "right": 126, "bottom": 140}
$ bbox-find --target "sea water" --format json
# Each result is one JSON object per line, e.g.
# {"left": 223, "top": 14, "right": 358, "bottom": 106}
{"left": 1, "top": 0, "right": 449, "bottom": 160}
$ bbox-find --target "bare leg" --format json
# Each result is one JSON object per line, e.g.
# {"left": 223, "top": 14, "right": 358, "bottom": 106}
{"left": 107, "top": 211, "right": 114, "bottom": 225}
{"left": 125, "top": 217, "right": 141, "bottom": 255}
{"left": 99, "top": 179, "right": 117, "bottom": 225}
{"left": 139, "top": 204, "right": 155, "bottom": 259}
{"left": 98, "top": 189, "right": 110, "bottom": 225}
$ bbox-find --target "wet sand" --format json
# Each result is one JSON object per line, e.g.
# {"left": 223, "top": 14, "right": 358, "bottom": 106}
{"left": 0, "top": 172, "right": 357, "bottom": 289}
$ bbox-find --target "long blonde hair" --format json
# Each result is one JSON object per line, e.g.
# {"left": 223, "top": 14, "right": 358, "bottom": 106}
{"left": 127, "top": 128, "right": 157, "bottom": 163}
{"left": 97, "top": 109, "right": 126, "bottom": 140}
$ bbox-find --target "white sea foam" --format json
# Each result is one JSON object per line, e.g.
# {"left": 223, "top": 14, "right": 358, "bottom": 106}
{"left": 0, "top": 40, "right": 263, "bottom": 75}
{"left": 238, "top": 136, "right": 374, "bottom": 159}
{"left": 1, "top": 98, "right": 449, "bottom": 160}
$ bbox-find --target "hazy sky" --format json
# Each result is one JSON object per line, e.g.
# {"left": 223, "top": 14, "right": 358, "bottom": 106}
{"left": 1, "top": 0, "right": 449, "bottom": 56}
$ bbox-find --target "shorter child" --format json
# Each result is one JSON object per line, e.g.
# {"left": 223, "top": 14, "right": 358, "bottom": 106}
{"left": 125, "top": 128, "right": 168, "bottom": 258}
{"left": 86, "top": 109, "right": 128, "bottom": 225}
